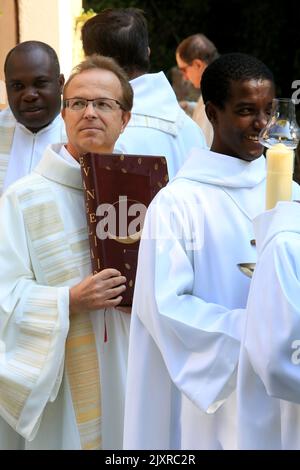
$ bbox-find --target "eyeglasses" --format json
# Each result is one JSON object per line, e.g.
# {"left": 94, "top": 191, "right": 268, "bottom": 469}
{"left": 63, "top": 97, "right": 125, "bottom": 112}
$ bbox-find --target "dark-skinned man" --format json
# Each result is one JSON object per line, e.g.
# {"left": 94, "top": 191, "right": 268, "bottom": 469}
{"left": 0, "top": 41, "right": 65, "bottom": 195}
{"left": 124, "top": 53, "right": 300, "bottom": 450}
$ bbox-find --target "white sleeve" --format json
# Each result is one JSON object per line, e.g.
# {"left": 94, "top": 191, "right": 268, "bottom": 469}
{"left": 0, "top": 191, "right": 69, "bottom": 441}
{"left": 132, "top": 189, "right": 242, "bottom": 413}
{"left": 244, "top": 233, "right": 300, "bottom": 403}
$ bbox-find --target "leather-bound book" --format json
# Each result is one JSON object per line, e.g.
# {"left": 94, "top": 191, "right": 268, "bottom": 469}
{"left": 80, "top": 153, "right": 169, "bottom": 305}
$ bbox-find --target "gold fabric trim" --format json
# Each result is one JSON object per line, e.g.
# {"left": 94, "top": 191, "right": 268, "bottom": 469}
{"left": 0, "top": 288, "right": 59, "bottom": 426}
{"left": 20, "top": 180, "right": 102, "bottom": 449}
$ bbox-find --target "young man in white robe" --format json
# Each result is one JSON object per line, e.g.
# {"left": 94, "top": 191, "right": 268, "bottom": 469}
{"left": 123, "top": 53, "right": 300, "bottom": 449}
{"left": 0, "top": 55, "right": 132, "bottom": 450}
{"left": 81, "top": 8, "right": 207, "bottom": 180}
{"left": 0, "top": 41, "right": 65, "bottom": 195}
{"left": 238, "top": 200, "right": 300, "bottom": 449}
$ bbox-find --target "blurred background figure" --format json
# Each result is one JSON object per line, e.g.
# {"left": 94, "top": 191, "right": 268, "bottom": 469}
{"left": 170, "top": 65, "right": 199, "bottom": 105}
{"left": 176, "top": 33, "right": 219, "bottom": 147}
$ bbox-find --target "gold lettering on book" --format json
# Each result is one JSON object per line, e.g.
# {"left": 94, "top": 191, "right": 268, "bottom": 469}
{"left": 81, "top": 156, "right": 101, "bottom": 275}
{"left": 87, "top": 189, "right": 95, "bottom": 200}
{"left": 89, "top": 213, "right": 96, "bottom": 224}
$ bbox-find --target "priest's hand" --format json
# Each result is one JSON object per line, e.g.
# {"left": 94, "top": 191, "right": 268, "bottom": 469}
{"left": 69, "top": 268, "right": 126, "bottom": 314}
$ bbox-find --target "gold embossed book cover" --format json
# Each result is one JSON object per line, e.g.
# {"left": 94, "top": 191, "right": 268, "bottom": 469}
{"left": 80, "top": 153, "right": 169, "bottom": 305}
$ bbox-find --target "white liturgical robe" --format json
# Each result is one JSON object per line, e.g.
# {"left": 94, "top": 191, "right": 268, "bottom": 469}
{"left": 0, "top": 107, "right": 66, "bottom": 195}
{"left": 123, "top": 148, "right": 300, "bottom": 450}
{"left": 238, "top": 201, "right": 300, "bottom": 449}
{"left": 0, "top": 144, "right": 130, "bottom": 450}
{"left": 115, "top": 72, "right": 207, "bottom": 180}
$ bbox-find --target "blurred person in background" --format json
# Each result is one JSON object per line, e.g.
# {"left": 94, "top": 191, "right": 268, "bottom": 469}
{"left": 176, "top": 33, "right": 219, "bottom": 147}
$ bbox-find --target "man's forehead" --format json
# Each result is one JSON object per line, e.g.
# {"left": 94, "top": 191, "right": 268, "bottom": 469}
{"left": 66, "top": 69, "right": 121, "bottom": 95}
{"left": 6, "top": 49, "right": 52, "bottom": 75}
{"left": 227, "top": 78, "right": 275, "bottom": 101}
{"left": 8, "top": 47, "right": 49, "bottom": 62}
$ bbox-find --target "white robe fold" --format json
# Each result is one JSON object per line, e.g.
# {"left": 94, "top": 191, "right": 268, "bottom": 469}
{"left": 0, "top": 144, "right": 130, "bottom": 449}
{"left": 238, "top": 201, "right": 300, "bottom": 449}
{"left": 0, "top": 107, "right": 66, "bottom": 195}
{"left": 115, "top": 72, "right": 207, "bottom": 180}
{"left": 124, "top": 148, "right": 300, "bottom": 450}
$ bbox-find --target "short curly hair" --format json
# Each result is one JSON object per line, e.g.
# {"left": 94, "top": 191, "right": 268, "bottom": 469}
{"left": 202, "top": 52, "right": 274, "bottom": 109}
{"left": 4, "top": 40, "right": 60, "bottom": 77}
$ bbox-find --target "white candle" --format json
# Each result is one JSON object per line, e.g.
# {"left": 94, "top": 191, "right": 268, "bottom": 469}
{"left": 265, "top": 143, "right": 294, "bottom": 210}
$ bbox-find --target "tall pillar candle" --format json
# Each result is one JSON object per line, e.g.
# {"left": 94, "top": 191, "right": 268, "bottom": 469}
{"left": 265, "top": 143, "right": 294, "bottom": 210}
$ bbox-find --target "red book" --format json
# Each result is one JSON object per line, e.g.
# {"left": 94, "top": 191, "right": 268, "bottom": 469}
{"left": 80, "top": 153, "right": 169, "bottom": 305}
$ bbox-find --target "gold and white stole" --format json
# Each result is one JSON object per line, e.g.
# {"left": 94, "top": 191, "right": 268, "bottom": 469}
{"left": 0, "top": 110, "right": 15, "bottom": 194}
{"left": 19, "top": 178, "right": 102, "bottom": 449}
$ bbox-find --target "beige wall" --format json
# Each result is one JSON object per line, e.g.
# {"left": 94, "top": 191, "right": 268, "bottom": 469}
{"left": 18, "top": 0, "right": 82, "bottom": 78}
{"left": 0, "top": 0, "right": 82, "bottom": 108}
{"left": 0, "top": 0, "right": 18, "bottom": 106}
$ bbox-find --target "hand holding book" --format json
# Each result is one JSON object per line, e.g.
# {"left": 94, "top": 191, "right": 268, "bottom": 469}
{"left": 69, "top": 268, "right": 126, "bottom": 314}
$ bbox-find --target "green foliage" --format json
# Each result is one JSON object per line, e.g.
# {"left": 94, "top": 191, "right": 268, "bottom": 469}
{"left": 75, "top": 9, "right": 96, "bottom": 28}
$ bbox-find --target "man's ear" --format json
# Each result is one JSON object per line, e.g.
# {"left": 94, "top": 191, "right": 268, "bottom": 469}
{"left": 205, "top": 101, "right": 218, "bottom": 125}
{"left": 120, "top": 111, "right": 131, "bottom": 133}
{"left": 193, "top": 58, "right": 206, "bottom": 72}
{"left": 59, "top": 74, "right": 65, "bottom": 94}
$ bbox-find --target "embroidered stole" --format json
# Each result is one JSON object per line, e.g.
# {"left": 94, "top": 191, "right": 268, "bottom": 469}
{"left": 19, "top": 179, "right": 102, "bottom": 449}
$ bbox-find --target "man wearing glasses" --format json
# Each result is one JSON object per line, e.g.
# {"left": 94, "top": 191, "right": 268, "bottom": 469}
{"left": 0, "top": 55, "right": 132, "bottom": 450}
